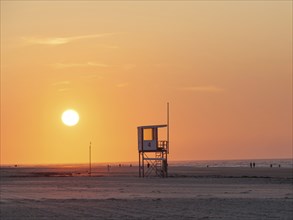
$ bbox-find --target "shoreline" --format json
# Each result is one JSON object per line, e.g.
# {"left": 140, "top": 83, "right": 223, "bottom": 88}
{"left": 1, "top": 166, "right": 292, "bottom": 179}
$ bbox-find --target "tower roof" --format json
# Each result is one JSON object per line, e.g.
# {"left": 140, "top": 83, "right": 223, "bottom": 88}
{"left": 137, "top": 124, "right": 167, "bottom": 129}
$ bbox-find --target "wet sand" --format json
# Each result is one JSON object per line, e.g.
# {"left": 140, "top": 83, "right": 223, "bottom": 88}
{"left": 1, "top": 166, "right": 292, "bottom": 219}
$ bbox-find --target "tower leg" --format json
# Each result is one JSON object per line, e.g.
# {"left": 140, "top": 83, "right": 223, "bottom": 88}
{"left": 165, "top": 151, "right": 168, "bottom": 178}
{"left": 142, "top": 152, "right": 145, "bottom": 178}
{"left": 139, "top": 152, "right": 141, "bottom": 177}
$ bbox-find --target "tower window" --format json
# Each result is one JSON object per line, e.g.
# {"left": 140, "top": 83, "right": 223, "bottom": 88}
{"left": 143, "top": 128, "right": 153, "bottom": 140}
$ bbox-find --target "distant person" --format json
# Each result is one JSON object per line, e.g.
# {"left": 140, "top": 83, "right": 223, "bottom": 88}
{"left": 119, "top": 164, "right": 121, "bottom": 167}
{"left": 278, "top": 164, "right": 281, "bottom": 168}
{"left": 253, "top": 162, "right": 255, "bottom": 168}
{"left": 206, "top": 165, "right": 209, "bottom": 168}
{"left": 130, "top": 164, "right": 132, "bottom": 167}
{"left": 250, "top": 162, "right": 252, "bottom": 168}
{"left": 107, "top": 164, "right": 110, "bottom": 172}
{"left": 270, "top": 164, "right": 273, "bottom": 168}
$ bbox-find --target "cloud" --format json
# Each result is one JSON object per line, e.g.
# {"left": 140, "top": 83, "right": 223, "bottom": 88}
{"left": 58, "top": 88, "right": 70, "bottom": 92}
{"left": 53, "top": 62, "right": 109, "bottom": 68}
{"left": 180, "top": 86, "right": 224, "bottom": 92}
{"left": 51, "top": 81, "right": 70, "bottom": 92}
{"left": 23, "top": 33, "right": 119, "bottom": 46}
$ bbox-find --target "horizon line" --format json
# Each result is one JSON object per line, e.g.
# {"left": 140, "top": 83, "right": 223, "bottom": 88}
{"left": 1, "top": 157, "right": 291, "bottom": 167}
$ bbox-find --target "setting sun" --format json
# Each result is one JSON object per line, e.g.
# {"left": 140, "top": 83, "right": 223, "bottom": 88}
{"left": 61, "top": 109, "right": 79, "bottom": 126}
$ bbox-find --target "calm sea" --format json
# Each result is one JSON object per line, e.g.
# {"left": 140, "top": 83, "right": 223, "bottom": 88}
{"left": 169, "top": 159, "right": 292, "bottom": 168}
{"left": 1, "top": 159, "right": 292, "bottom": 169}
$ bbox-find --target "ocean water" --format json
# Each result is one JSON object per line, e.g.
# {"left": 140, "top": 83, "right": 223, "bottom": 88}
{"left": 169, "top": 158, "right": 293, "bottom": 168}
{"left": 1, "top": 159, "right": 292, "bottom": 169}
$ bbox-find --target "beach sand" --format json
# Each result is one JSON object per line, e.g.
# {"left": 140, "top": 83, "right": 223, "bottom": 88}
{"left": 1, "top": 165, "right": 292, "bottom": 219}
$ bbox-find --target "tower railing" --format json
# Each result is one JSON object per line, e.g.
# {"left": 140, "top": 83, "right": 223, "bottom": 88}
{"left": 158, "top": 140, "right": 168, "bottom": 151}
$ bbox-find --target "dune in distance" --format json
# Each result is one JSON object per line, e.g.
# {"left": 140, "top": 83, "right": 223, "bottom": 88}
{"left": 1, "top": 162, "right": 292, "bottom": 220}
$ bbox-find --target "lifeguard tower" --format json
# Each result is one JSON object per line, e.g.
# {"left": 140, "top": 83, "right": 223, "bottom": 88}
{"left": 138, "top": 103, "right": 170, "bottom": 178}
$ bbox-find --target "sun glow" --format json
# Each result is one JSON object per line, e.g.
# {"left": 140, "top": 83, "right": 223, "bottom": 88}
{"left": 61, "top": 109, "right": 79, "bottom": 126}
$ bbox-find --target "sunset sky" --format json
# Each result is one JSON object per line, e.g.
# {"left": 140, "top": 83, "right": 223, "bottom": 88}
{"left": 1, "top": 1, "right": 292, "bottom": 165}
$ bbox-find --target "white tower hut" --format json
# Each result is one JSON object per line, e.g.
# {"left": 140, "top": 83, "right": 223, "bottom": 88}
{"left": 138, "top": 104, "right": 170, "bottom": 177}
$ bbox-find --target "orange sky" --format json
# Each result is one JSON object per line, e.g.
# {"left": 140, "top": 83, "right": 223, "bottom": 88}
{"left": 1, "top": 1, "right": 292, "bottom": 165}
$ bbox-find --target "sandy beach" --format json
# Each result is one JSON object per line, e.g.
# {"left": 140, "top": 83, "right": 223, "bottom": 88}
{"left": 0, "top": 165, "right": 292, "bottom": 219}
